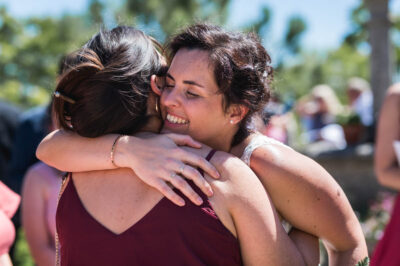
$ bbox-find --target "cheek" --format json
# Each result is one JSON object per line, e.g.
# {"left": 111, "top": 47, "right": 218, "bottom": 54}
{"left": 159, "top": 91, "right": 169, "bottom": 112}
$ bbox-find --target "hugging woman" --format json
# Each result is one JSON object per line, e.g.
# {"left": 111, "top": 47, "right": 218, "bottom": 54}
{"left": 44, "top": 26, "right": 303, "bottom": 265}
{"left": 38, "top": 24, "right": 368, "bottom": 265}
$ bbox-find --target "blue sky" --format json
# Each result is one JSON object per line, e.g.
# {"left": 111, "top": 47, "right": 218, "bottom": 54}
{"left": 2, "top": 0, "right": 400, "bottom": 51}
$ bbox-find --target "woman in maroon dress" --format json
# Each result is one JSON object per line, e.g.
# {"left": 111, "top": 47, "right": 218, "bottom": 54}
{"left": 371, "top": 84, "right": 400, "bottom": 266}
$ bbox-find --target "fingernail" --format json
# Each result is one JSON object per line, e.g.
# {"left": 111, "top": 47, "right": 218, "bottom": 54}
{"left": 196, "top": 197, "right": 203, "bottom": 205}
{"left": 178, "top": 200, "right": 185, "bottom": 206}
{"left": 207, "top": 187, "right": 213, "bottom": 196}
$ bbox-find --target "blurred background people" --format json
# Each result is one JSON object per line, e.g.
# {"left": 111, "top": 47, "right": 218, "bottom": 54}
{"left": 0, "top": 101, "right": 21, "bottom": 266}
{"left": 21, "top": 101, "right": 62, "bottom": 266}
{"left": 346, "top": 77, "right": 373, "bottom": 128}
{"left": 346, "top": 77, "right": 374, "bottom": 143}
{"left": 257, "top": 93, "right": 296, "bottom": 145}
{"left": 0, "top": 101, "right": 21, "bottom": 182}
{"left": 3, "top": 102, "right": 50, "bottom": 261}
{"left": 295, "top": 84, "right": 346, "bottom": 152}
{"left": 3, "top": 56, "right": 74, "bottom": 262}
{"left": 5, "top": 105, "right": 48, "bottom": 195}
{"left": 370, "top": 84, "right": 400, "bottom": 266}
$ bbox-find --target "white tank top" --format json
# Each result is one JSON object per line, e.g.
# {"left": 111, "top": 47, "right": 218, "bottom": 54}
{"left": 241, "top": 134, "right": 291, "bottom": 165}
{"left": 240, "top": 134, "right": 293, "bottom": 233}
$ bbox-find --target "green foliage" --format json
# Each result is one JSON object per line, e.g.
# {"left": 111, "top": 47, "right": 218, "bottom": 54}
{"left": 13, "top": 229, "right": 34, "bottom": 266}
{"left": 0, "top": 6, "right": 98, "bottom": 108}
{"left": 336, "top": 110, "right": 361, "bottom": 126}
{"left": 344, "top": 2, "right": 369, "bottom": 47}
{"left": 0, "top": 1, "right": 234, "bottom": 108}
{"left": 123, "top": 0, "right": 230, "bottom": 40}
{"left": 284, "top": 16, "right": 307, "bottom": 54}
{"left": 275, "top": 44, "right": 369, "bottom": 101}
{"left": 243, "top": 6, "right": 271, "bottom": 37}
{"left": 0, "top": 0, "right": 372, "bottom": 110}
{"left": 356, "top": 257, "right": 370, "bottom": 266}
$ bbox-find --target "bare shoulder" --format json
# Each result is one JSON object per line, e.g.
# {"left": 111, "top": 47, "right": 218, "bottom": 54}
{"left": 208, "top": 151, "right": 265, "bottom": 199}
{"left": 250, "top": 142, "right": 322, "bottom": 178}
{"left": 24, "top": 162, "right": 59, "bottom": 187}
{"left": 249, "top": 141, "right": 342, "bottom": 198}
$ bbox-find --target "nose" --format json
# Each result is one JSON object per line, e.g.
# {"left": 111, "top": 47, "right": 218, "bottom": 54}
{"left": 161, "top": 86, "right": 181, "bottom": 108}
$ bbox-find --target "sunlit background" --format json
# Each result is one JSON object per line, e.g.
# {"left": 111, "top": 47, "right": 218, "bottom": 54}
{"left": 1, "top": 0, "right": 399, "bottom": 107}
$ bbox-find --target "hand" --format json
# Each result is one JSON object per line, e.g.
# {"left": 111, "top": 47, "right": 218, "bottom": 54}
{"left": 115, "top": 133, "right": 220, "bottom": 206}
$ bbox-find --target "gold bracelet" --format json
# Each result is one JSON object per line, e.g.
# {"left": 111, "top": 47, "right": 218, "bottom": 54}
{"left": 110, "top": 135, "right": 125, "bottom": 167}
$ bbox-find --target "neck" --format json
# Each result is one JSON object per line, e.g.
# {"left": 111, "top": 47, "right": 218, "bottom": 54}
{"left": 139, "top": 115, "right": 162, "bottom": 133}
{"left": 205, "top": 130, "right": 236, "bottom": 153}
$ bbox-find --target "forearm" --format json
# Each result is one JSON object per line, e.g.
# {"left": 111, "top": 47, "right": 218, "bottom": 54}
{"left": 326, "top": 243, "right": 368, "bottom": 266}
{"left": 36, "top": 130, "right": 119, "bottom": 172}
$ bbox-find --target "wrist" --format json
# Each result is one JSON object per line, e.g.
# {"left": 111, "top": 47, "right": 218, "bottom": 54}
{"left": 112, "top": 135, "right": 129, "bottom": 168}
{"left": 113, "top": 135, "right": 142, "bottom": 169}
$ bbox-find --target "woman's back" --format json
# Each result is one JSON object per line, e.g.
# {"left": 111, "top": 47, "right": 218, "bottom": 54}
{"left": 56, "top": 148, "right": 242, "bottom": 266}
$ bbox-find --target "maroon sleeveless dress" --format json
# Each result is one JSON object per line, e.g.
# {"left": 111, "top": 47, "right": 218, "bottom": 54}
{"left": 370, "top": 194, "right": 400, "bottom": 266}
{"left": 56, "top": 149, "right": 243, "bottom": 265}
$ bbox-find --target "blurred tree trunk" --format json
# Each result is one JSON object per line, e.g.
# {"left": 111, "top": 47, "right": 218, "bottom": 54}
{"left": 366, "top": 0, "right": 391, "bottom": 118}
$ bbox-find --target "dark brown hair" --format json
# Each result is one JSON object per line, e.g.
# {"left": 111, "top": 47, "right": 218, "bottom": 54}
{"left": 53, "top": 26, "right": 165, "bottom": 138}
{"left": 166, "top": 23, "right": 273, "bottom": 145}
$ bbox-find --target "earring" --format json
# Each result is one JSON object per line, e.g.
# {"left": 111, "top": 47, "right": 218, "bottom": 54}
{"left": 155, "top": 97, "right": 159, "bottom": 112}
{"left": 230, "top": 120, "right": 234, "bottom": 124}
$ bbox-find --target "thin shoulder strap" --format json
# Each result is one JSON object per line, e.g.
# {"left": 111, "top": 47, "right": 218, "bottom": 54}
{"left": 198, "top": 149, "right": 217, "bottom": 176}
{"left": 206, "top": 149, "right": 217, "bottom": 161}
{"left": 241, "top": 134, "right": 289, "bottom": 166}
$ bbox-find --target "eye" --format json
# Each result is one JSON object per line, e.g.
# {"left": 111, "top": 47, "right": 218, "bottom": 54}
{"left": 164, "top": 83, "right": 174, "bottom": 90}
{"left": 186, "top": 91, "right": 199, "bottom": 98}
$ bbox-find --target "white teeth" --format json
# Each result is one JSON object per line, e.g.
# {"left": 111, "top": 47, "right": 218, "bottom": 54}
{"left": 167, "top": 114, "right": 188, "bottom": 124}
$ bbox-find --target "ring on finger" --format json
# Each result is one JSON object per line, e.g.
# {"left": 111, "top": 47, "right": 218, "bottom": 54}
{"left": 170, "top": 172, "right": 177, "bottom": 179}
{"left": 179, "top": 164, "right": 185, "bottom": 174}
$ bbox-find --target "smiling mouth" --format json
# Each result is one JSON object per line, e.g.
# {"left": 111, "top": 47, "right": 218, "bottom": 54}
{"left": 166, "top": 113, "right": 189, "bottom": 124}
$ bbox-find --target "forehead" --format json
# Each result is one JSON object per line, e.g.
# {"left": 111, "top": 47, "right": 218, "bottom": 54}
{"left": 168, "top": 48, "right": 214, "bottom": 80}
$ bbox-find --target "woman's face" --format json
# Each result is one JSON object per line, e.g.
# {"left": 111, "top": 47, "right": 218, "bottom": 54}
{"left": 160, "top": 48, "right": 235, "bottom": 150}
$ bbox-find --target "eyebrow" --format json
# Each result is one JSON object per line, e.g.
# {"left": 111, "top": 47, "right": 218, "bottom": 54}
{"left": 166, "top": 73, "right": 204, "bottom": 88}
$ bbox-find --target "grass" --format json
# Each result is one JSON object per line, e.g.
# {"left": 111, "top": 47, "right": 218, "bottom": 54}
{"left": 12, "top": 229, "right": 34, "bottom": 266}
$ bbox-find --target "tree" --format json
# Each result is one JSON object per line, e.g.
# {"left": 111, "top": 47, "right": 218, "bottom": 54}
{"left": 0, "top": 6, "right": 99, "bottom": 108}
{"left": 344, "top": 0, "right": 393, "bottom": 118}
{"left": 365, "top": 0, "right": 391, "bottom": 119}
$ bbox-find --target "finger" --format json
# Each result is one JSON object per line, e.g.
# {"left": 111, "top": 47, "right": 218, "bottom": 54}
{"left": 166, "top": 134, "right": 202, "bottom": 148}
{"left": 180, "top": 151, "right": 220, "bottom": 179}
{"left": 168, "top": 173, "right": 203, "bottom": 206}
{"left": 181, "top": 165, "right": 214, "bottom": 197}
{"left": 154, "top": 179, "right": 186, "bottom": 207}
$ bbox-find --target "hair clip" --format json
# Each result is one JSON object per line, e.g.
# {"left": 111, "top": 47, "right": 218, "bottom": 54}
{"left": 53, "top": 91, "right": 76, "bottom": 104}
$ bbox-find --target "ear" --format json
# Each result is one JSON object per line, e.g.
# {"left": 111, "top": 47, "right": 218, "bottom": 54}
{"left": 228, "top": 104, "right": 249, "bottom": 124}
{"left": 150, "top": 75, "right": 162, "bottom": 96}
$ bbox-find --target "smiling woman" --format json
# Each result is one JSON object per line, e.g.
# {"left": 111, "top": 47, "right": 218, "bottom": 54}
{"left": 162, "top": 49, "right": 232, "bottom": 151}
